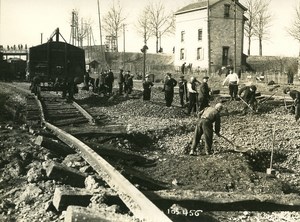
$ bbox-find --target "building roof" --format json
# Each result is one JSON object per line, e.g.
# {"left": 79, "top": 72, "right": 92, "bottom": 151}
{"left": 175, "top": 0, "right": 247, "bottom": 15}
{"left": 175, "top": 1, "right": 208, "bottom": 15}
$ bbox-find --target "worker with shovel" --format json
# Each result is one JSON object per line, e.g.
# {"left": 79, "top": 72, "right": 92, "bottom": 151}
{"left": 238, "top": 85, "right": 258, "bottom": 115}
{"left": 189, "top": 103, "right": 223, "bottom": 155}
{"left": 283, "top": 87, "right": 300, "bottom": 121}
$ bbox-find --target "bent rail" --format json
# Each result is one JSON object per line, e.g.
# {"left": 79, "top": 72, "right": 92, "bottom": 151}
{"left": 44, "top": 121, "right": 172, "bottom": 222}
{"left": 32, "top": 89, "right": 171, "bottom": 222}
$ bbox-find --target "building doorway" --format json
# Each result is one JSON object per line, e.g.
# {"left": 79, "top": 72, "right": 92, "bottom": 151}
{"left": 222, "top": 46, "right": 229, "bottom": 66}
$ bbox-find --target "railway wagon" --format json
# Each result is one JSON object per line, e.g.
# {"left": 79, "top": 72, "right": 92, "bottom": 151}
{"left": 29, "top": 28, "right": 85, "bottom": 99}
{"left": 8, "top": 58, "right": 26, "bottom": 80}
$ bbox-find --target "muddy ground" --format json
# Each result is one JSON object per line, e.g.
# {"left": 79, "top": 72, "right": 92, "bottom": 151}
{"left": 1, "top": 79, "right": 300, "bottom": 221}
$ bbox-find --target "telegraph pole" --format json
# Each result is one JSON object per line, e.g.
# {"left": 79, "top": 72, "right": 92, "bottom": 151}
{"left": 234, "top": 0, "right": 237, "bottom": 72}
{"left": 97, "top": 0, "right": 103, "bottom": 47}
{"left": 123, "top": 24, "right": 125, "bottom": 68}
{"left": 207, "top": 0, "right": 211, "bottom": 75}
{"left": 0, "top": 0, "right": 1, "bottom": 45}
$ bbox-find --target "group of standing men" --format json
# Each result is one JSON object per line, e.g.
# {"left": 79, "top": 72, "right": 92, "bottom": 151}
{"left": 118, "top": 69, "right": 134, "bottom": 95}
{"left": 83, "top": 69, "right": 114, "bottom": 95}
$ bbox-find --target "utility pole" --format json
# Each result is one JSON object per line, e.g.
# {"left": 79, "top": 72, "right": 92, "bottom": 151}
{"left": 97, "top": 0, "right": 103, "bottom": 47}
{"left": 207, "top": 0, "right": 211, "bottom": 75}
{"left": 123, "top": 24, "right": 125, "bottom": 68}
{"left": 41, "top": 33, "right": 43, "bottom": 44}
{"left": 234, "top": 0, "right": 237, "bottom": 73}
{"left": 0, "top": 0, "right": 1, "bottom": 45}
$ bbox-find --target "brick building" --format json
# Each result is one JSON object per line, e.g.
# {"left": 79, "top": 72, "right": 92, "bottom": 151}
{"left": 174, "top": 0, "right": 247, "bottom": 74}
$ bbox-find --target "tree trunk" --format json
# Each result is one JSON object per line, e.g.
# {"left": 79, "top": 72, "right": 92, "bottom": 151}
{"left": 298, "top": 42, "right": 300, "bottom": 77}
{"left": 156, "top": 32, "right": 159, "bottom": 53}
{"left": 259, "top": 37, "right": 262, "bottom": 56}
{"left": 247, "top": 35, "right": 251, "bottom": 56}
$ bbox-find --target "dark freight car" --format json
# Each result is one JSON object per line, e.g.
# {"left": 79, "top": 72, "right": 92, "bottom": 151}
{"left": 29, "top": 28, "right": 85, "bottom": 99}
{"left": 8, "top": 58, "right": 26, "bottom": 80}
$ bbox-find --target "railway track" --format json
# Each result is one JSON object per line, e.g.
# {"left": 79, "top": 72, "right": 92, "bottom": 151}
{"left": 3, "top": 82, "right": 300, "bottom": 222}
{"left": 1, "top": 82, "right": 172, "bottom": 222}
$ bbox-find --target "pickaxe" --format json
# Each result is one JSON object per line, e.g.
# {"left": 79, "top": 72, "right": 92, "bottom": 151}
{"left": 283, "top": 95, "right": 295, "bottom": 110}
{"left": 217, "top": 133, "right": 250, "bottom": 153}
{"left": 238, "top": 95, "right": 257, "bottom": 112}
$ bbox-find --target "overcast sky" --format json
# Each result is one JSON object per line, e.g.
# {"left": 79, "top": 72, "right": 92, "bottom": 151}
{"left": 0, "top": 0, "right": 299, "bottom": 56}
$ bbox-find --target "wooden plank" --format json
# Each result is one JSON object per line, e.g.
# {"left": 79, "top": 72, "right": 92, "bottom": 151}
{"left": 35, "top": 135, "right": 75, "bottom": 156}
{"left": 145, "top": 189, "right": 300, "bottom": 211}
{"left": 64, "top": 206, "right": 135, "bottom": 222}
{"left": 45, "top": 161, "right": 87, "bottom": 188}
{"left": 52, "top": 187, "right": 93, "bottom": 211}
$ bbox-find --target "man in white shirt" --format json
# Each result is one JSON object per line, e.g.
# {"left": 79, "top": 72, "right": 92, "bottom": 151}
{"left": 186, "top": 77, "right": 199, "bottom": 115}
{"left": 222, "top": 69, "right": 239, "bottom": 101}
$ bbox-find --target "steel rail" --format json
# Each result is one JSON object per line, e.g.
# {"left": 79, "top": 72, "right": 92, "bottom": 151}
{"left": 32, "top": 91, "right": 171, "bottom": 222}
{"left": 71, "top": 101, "right": 96, "bottom": 125}
{"left": 3, "top": 83, "right": 96, "bottom": 125}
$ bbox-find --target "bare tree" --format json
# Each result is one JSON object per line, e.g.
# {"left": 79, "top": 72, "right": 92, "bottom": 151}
{"left": 287, "top": 2, "right": 300, "bottom": 54}
{"left": 287, "top": 2, "right": 300, "bottom": 75}
{"left": 136, "top": 9, "right": 152, "bottom": 45}
{"left": 244, "top": 0, "right": 261, "bottom": 56}
{"left": 102, "top": 1, "right": 126, "bottom": 52}
{"left": 253, "top": 0, "right": 272, "bottom": 56}
{"left": 146, "top": 1, "right": 175, "bottom": 53}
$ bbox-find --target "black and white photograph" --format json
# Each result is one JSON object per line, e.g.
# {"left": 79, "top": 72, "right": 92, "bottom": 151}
{"left": 1, "top": 0, "right": 300, "bottom": 221}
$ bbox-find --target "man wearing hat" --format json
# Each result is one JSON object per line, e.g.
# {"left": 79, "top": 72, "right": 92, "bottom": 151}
{"left": 222, "top": 69, "right": 239, "bottom": 101}
{"left": 118, "top": 69, "right": 124, "bottom": 95}
{"left": 190, "top": 103, "right": 223, "bottom": 155}
{"left": 186, "top": 76, "right": 200, "bottom": 115}
{"left": 178, "top": 75, "right": 188, "bottom": 107}
{"left": 198, "top": 76, "right": 211, "bottom": 111}
{"left": 142, "top": 74, "right": 154, "bottom": 100}
{"left": 163, "top": 73, "right": 177, "bottom": 107}
{"left": 284, "top": 87, "right": 300, "bottom": 121}
{"left": 238, "top": 85, "right": 258, "bottom": 115}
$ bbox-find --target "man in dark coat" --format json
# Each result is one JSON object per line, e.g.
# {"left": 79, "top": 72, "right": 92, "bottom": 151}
{"left": 106, "top": 69, "right": 114, "bottom": 95}
{"left": 163, "top": 73, "right": 177, "bottom": 107}
{"left": 238, "top": 85, "right": 257, "bottom": 115}
{"left": 143, "top": 74, "right": 154, "bottom": 100}
{"left": 123, "top": 70, "right": 130, "bottom": 94}
{"left": 198, "top": 76, "right": 211, "bottom": 112}
{"left": 284, "top": 87, "right": 300, "bottom": 121}
{"left": 118, "top": 69, "right": 124, "bottom": 95}
{"left": 127, "top": 73, "right": 134, "bottom": 94}
{"left": 181, "top": 62, "right": 186, "bottom": 75}
{"left": 190, "top": 103, "right": 223, "bottom": 155}
{"left": 178, "top": 76, "right": 188, "bottom": 107}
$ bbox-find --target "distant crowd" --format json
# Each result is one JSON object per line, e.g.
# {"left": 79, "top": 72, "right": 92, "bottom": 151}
{"left": 82, "top": 67, "right": 300, "bottom": 156}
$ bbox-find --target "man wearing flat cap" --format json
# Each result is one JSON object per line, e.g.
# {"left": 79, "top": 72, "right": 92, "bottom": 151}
{"left": 118, "top": 69, "right": 124, "bottom": 95}
{"left": 163, "top": 73, "right": 177, "bottom": 107}
{"left": 198, "top": 76, "right": 211, "bottom": 112}
{"left": 143, "top": 74, "right": 154, "bottom": 100}
{"left": 178, "top": 75, "right": 188, "bottom": 107}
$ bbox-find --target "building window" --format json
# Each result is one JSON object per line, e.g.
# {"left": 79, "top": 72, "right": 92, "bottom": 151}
{"left": 197, "top": 47, "right": 203, "bottom": 60}
{"left": 180, "top": 48, "right": 185, "bottom": 60}
{"left": 198, "top": 29, "right": 203, "bottom": 41}
{"left": 224, "top": 4, "right": 230, "bottom": 18}
{"left": 181, "top": 31, "right": 185, "bottom": 42}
